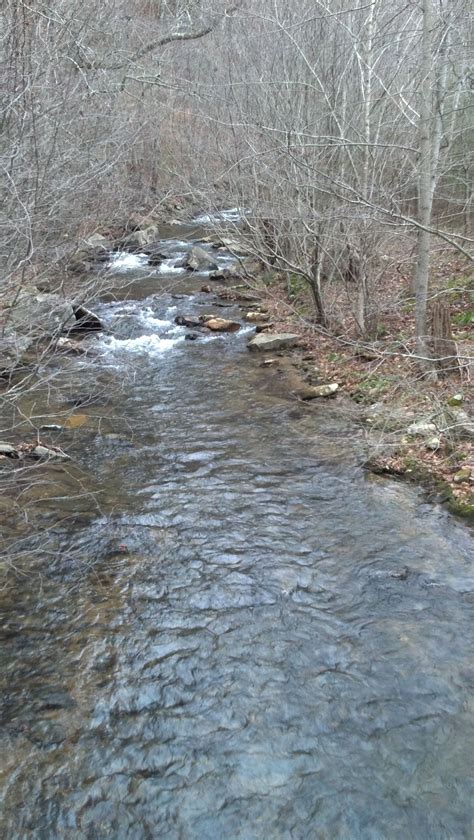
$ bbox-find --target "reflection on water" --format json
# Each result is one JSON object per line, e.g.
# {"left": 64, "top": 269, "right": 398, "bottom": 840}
{"left": 0, "top": 225, "right": 473, "bottom": 839}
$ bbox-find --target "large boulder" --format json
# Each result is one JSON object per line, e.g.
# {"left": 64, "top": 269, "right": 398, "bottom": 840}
{"left": 442, "top": 406, "right": 474, "bottom": 440}
{"left": 202, "top": 317, "right": 240, "bottom": 333}
{"left": 82, "top": 233, "right": 110, "bottom": 253}
{"left": 125, "top": 213, "right": 158, "bottom": 233}
{"left": 0, "top": 334, "right": 35, "bottom": 376}
{"left": 3, "top": 288, "right": 76, "bottom": 336}
{"left": 70, "top": 304, "right": 103, "bottom": 333}
{"left": 210, "top": 237, "right": 252, "bottom": 256}
{"left": 185, "top": 246, "right": 218, "bottom": 272}
{"left": 122, "top": 226, "right": 159, "bottom": 250}
{"left": 67, "top": 234, "right": 111, "bottom": 271}
{"left": 0, "top": 289, "right": 101, "bottom": 377}
{"left": 247, "top": 333, "right": 299, "bottom": 352}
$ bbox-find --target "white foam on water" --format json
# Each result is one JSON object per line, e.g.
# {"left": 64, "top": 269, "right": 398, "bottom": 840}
{"left": 101, "top": 334, "right": 184, "bottom": 354}
{"left": 193, "top": 207, "right": 248, "bottom": 225}
{"left": 108, "top": 251, "right": 148, "bottom": 270}
{"left": 157, "top": 258, "right": 187, "bottom": 274}
{"left": 139, "top": 308, "right": 173, "bottom": 329}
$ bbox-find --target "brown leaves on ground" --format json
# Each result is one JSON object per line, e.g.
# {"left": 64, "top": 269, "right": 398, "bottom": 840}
{"left": 256, "top": 247, "right": 473, "bottom": 509}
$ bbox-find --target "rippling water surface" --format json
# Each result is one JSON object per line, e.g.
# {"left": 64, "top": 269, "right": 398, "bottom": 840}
{"left": 1, "top": 224, "right": 473, "bottom": 839}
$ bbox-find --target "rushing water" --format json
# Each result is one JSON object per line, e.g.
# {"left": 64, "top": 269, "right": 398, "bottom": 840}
{"left": 1, "top": 221, "right": 473, "bottom": 839}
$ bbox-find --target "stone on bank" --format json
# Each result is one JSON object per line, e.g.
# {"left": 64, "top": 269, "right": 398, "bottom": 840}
{"left": 247, "top": 333, "right": 300, "bottom": 352}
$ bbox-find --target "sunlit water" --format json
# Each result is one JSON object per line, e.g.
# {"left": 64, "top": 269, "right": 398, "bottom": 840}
{"left": 0, "top": 221, "right": 473, "bottom": 839}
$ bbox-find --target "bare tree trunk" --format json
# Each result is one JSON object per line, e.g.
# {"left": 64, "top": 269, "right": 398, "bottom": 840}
{"left": 413, "top": 0, "right": 434, "bottom": 359}
{"left": 345, "top": 244, "right": 368, "bottom": 336}
{"left": 310, "top": 235, "right": 327, "bottom": 327}
{"left": 430, "top": 300, "right": 459, "bottom": 377}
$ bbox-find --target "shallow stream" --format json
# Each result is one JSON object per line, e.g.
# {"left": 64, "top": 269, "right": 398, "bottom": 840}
{"left": 1, "top": 218, "right": 473, "bottom": 838}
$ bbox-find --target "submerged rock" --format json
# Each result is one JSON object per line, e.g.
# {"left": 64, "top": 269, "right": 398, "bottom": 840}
{"left": 29, "top": 720, "right": 66, "bottom": 747}
{"left": 36, "top": 690, "right": 75, "bottom": 711}
{"left": 248, "top": 333, "right": 299, "bottom": 352}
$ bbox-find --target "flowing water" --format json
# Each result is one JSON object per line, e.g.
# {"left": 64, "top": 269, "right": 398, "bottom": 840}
{"left": 1, "top": 220, "right": 473, "bottom": 839}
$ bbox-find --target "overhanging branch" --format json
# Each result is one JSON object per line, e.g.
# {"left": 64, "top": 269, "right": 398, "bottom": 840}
{"left": 82, "top": 3, "right": 242, "bottom": 72}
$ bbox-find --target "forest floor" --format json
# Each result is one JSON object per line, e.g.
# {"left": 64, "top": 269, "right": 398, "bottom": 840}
{"left": 251, "top": 249, "right": 474, "bottom": 520}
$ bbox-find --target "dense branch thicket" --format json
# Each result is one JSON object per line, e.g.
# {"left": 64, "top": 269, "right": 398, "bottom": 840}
{"left": 1, "top": 0, "right": 472, "bottom": 336}
{"left": 162, "top": 0, "right": 472, "bottom": 340}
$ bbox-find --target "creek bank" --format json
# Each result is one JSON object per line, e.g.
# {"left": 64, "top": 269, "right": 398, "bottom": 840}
{"left": 364, "top": 454, "right": 474, "bottom": 520}
{"left": 258, "top": 341, "right": 473, "bottom": 519}
{"left": 245, "top": 278, "right": 473, "bottom": 520}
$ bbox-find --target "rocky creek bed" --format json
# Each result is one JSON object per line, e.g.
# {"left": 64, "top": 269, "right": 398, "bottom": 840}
{"left": 1, "top": 215, "right": 473, "bottom": 838}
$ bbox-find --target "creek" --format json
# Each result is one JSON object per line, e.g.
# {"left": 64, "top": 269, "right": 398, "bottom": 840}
{"left": 0, "top": 217, "right": 473, "bottom": 839}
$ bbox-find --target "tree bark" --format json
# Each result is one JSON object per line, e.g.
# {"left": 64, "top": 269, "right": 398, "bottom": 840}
{"left": 310, "top": 237, "right": 327, "bottom": 327}
{"left": 413, "top": 0, "right": 434, "bottom": 359}
{"left": 430, "top": 300, "right": 459, "bottom": 377}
